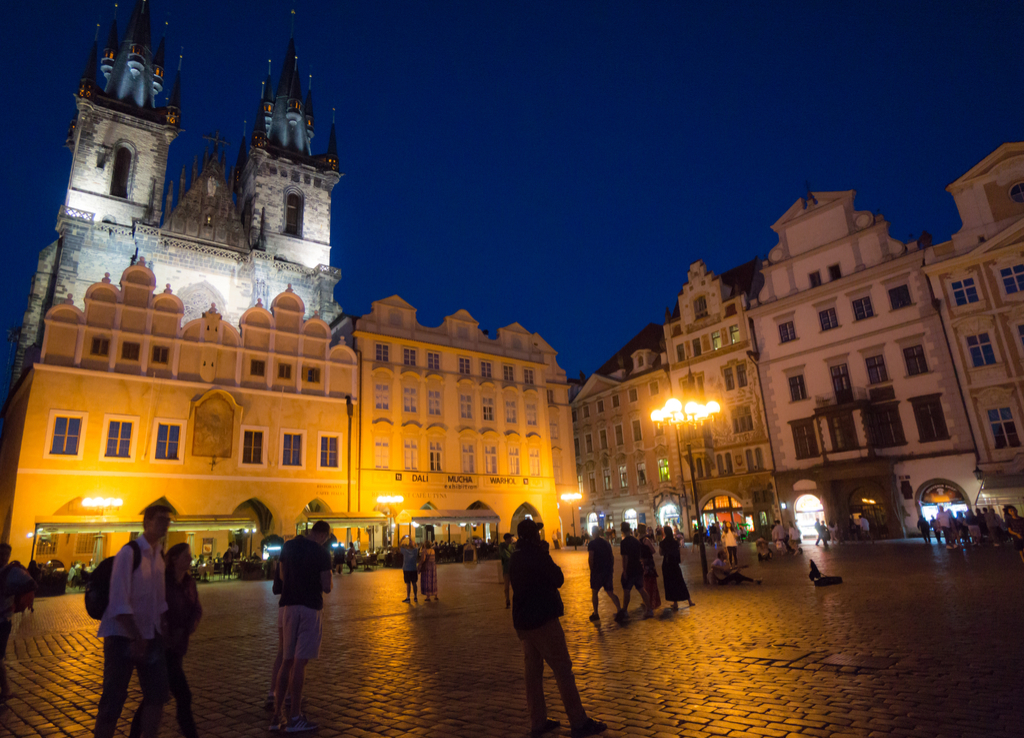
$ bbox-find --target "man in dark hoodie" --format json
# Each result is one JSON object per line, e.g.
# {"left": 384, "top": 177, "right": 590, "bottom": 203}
{"left": 509, "top": 518, "right": 606, "bottom": 738}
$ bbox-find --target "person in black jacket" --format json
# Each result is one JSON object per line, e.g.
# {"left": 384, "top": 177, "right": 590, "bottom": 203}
{"left": 510, "top": 518, "right": 606, "bottom": 738}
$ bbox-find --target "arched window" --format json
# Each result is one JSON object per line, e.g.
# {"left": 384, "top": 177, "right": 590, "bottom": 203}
{"left": 285, "top": 192, "right": 302, "bottom": 235}
{"left": 110, "top": 147, "right": 132, "bottom": 199}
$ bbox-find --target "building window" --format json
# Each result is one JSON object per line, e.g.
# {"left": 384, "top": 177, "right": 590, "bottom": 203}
{"left": 723, "top": 367, "right": 735, "bottom": 391}
{"left": 755, "top": 447, "right": 764, "bottom": 469}
{"left": 458, "top": 357, "right": 471, "bottom": 375}
{"left": 828, "top": 264, "right": 842, "bottom": 281}
{"left": 888, "top": 285, "right": 912, "bottom": 309}
{"left": 907, "top": 395, "right": 947, "bottom": 443}
{"left": 403, "top": 347, "right": 417, "bottom": 366}
{"left": 1011, "top": 182, "right": 1024, "bottom": 203}
{"left": 505, "top": 399, "right": 517, "bottom": 423}
{"left": 480, "top": 361, "right": 492, "bottom": 378}
{"left": 404, "top": 386, "right": 418, "bottom": 413}
{"left": 529, "top": 448, "right": 541, "bottom": 477}
{"left": 105, "top": 420, "right": 132, "bottom": 458}
{"left": 243, "top": 430, "right": 264, "bottom": 464}
{"left": 724, "top": 453, "right": 733, "bottom": 474}
{"left": 284, "top": 193, "right": 302, "bottom": 235}
{"left": 503, "top": 365, "right": 514, "bottom": 381}
{"left": 658, "top": 458, "right": 670, "bottom": 482}
{"left": 792, "top": 419, "right": 818, "bottom": 459}
{"left": 692, "top": 337, "right": 702, "bottom": 357}
{"left": 485, "top": 445, "right": 497, "bottom": 474}
{"left": 636, "top": 461, "right": 647, "bottom": 486}
{"left": 526, "top": 402, "right": 538, "bottom": 426}
{"left": 429, "top": 441, "right": 442, "bottom": 471}
{"left": 628, "top": 387, "right": 639, "bottom": 403}
{"left": 952, "top": 278, "right": 979, "bottom": 306}
{"left": 282, "top": 433, "right": 302, "bottom": 466}
{"left": 427, "top": 389, "right": 441, "bottom": 416}
{"left": 809, "top": 271, "right": 822, "bottom": 288}
{"left": 508, "top": 447, "right": 521, "bottom": 475}
{"left": 988, "top": 407, "right": 1021, "bottom": 449}
{"left": 730, "top": 325, "right": 740, "bottom": 344}
{"left": 374, "top": 438, "right": 390, "bottom": 469}
{"left": 828, "top": 413, "right": 859, "bottom": 451}
{"left": 611, "top": 394, "right": 620, "bottom": 408}
{"left": 830, "top": 364, "right": 851, "bottom": 395}
{"left": 482, "top": 396, "right": 494, "bottom": 422}
{"left": 278, "top": 363, "right": 292, "bottom": 380}
{"left": 110, "top": 146, "right": 132, "bottom": 198}
{"left": 778, "top": 321, "right": 796, "bottom": 344}
{"left": 427, "top": 352, "right": 440, "bottom": 371}
{"left": 603, "top": 467, "right": 612, "bottom": 490}
{"left": 374, "top": 383, "right": 390, "bottom": 410}
{"left": 732, "top": 407, "right": 754, "bottom": 434}
{"left": 736, "top": 363, "right": 747, "bottom": 388}
{"left": 852, "top": 296, "right": 874, "bottom": 321}
{"left": 614, "top": 424, "right": 624, "bottom": 445}
{"left": 306, "top": 367, "right": 321, "bottom": 383}
{"left": 250, "top": 359, "right": 265, "bottom": 377}
{"left": 746, "top": 449, "right": 754, "bottom": 470}
{"left": 582, "top": 405, "right": 590, "bottom": 419}
{"left": 588, "top": 471, "right": 597, "bottom": 493}
{"left": 967, "top": 333, "right": 996, "bottom": 367}
{"left": 904, "top": 345, "right": 929, "bottom": 375}
{"left": 155, "top": 423, "right": 180, "bottom": 460}
{"left": 819, "top": 307, "right": 839, "bottom": 331}
{"left": 549, "top": 420, "right": 559, "bottom": 439}
{"left": 553, "top": 458, "right": 562, "bottom": 483}
{"left": 459, "top": 393, "right": 472, "bottom": 419}
{"left": 50, "top": 416, "right": 83, "bottom": 455}
{"left": 598, "top": 429, "right": 608, "bottom": 450}
{"left": 865, "top": 405, "right": 905, "bottom": 447}
{"left": 597, "top": 399, "right": 605, "bottom": 413}
{"left": 408, "top": 440, "right": 423, "bottom": 470}
{"left": 865, "top": 354, "right": 889, "bottom": 384}
{"left": 1001, "top": 264, "right": 1024, "bottom": 294}
{"left": 320, "top": 436, "right": 339, "bottom": 468}
{"left": 694, "top": 296, "right": 708, "bottom": 319}
{"left": 91, "top": 337, "right": 110, "bottom": 356}
{"left": 676, "top": 343, "right": 686, "bottom": 363}
{"left": 618, "top": 464, "right": 628, "bottom": 487}
{"left": 711, "top": 331, "right": 722, "bottom": 350}
{"left": 121, "top": 342, "right": 140, "bottom": 361}
{"left": 695, "top": 458, "right": 705, "bottom": 478}
{"left": 789, "top": 375, "right": 807, "bottom": 402}
{"left": 631, "top": 419, "right": 642, "bottom": 442}
{"left": 547, "top": 389, "right": 555, "bottom": 404}
{"left": 375, "top": 343, "right": 389, "bottom": 362}
{"left": 649, "top": 380, "right": 660, "bottom": 396}
{"left": 524, "top": 368, "right": 535, "bottom": 384}
{"left": 151, "top": 345, "right": 169, "bottom": 364}
{"left": 584, "top": 434, "right": 593, "bottom": 453}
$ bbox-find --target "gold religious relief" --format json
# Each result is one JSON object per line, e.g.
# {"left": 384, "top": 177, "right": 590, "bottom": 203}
{"left": 192, "top": 393, "right": 236, "bottom": 458}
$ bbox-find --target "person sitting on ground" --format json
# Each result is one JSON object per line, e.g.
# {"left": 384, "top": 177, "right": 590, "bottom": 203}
{"left": 771, "top": 520, "right": 787, "bottom": 553}
{"left": 786, "top": 521, "right": 804, "bottom": 554}
{"left": 711, "top": 549, "right": 761, "bottom": 586}
{"left": 755, "top": 537, "right": 772, "bottom": 562}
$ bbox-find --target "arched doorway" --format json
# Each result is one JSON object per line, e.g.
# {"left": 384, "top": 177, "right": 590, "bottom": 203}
{"left": 467, "top": 501, "right": 495, "bottom": 542}
{"left": 793, "top": 494, "right": 824, "bottom": 540}
{"left": 701, "top": 495, "right": 745, "bottom": 532}
{"left": 623, "top": 508, "right": 638, "bottom": 532}
{"left": 233, "top": 498, "right": 274, "bottom": 557}
{"left": 918, "top": 481, "right": 968, "bottom": 521}
{"left": 587, "top": 512, "right": 599, "bottom": 535}
{"left": 511, "top": 502, "right": 542, "bottom": 539}
{"left": 849, "top": 488, "right": 887, "bottom": 537}
{"left": 658, "top": 502, "right": 680, "bottom": 529}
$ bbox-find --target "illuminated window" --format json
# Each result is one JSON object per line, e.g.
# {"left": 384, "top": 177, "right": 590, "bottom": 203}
{"left": 526, "top": 402, "right": 538, "bottom": 426}
{"left": 485, "top": 445, "right": 497, "bottom": 474}
{"left": 374, "top": 438, "right": 390, "bottom": 469}
{"left": 404, "top": 387, "right": 418, "bottom": 413}
{"left": 658, "top": 458, "right": 670, "bottom": 482}
{"left": 508, "top": 446, "right": 520, "bottom": 475}
{"left": 428, "top": 389, "right": 441, "bottom": 416}
{"left": 404, "top": 440, "right": 419, "bottom": 470}
{"left": 429, "top": 441, "right": 442, "bottom": 471}
{"left": 461, "top": 443, "right": 475, "bottom": 473}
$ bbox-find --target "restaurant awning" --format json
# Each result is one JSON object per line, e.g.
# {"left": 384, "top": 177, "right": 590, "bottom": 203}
{"left": 395, "top": 509, "right": 501, "bottom": 526}
{"left": 304, "top": 512, "right": 387, "bottom": 528}
{"left": 33, "top": 515, "right": 257, "bottom": 535}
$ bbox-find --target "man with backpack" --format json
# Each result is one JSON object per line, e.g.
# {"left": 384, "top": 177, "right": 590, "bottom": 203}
{"left": 93, "top": 504, "right": 173, "bottom": 738}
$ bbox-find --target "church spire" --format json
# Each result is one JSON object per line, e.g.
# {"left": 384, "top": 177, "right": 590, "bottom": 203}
{"left": 152, "top": 32, "right": 166, "bottom": 95}
{"left": 78, "top": 31, "right": 99, "bottom": 100}
{"left": 100, "top": 15, "right": 119, "bottom": 80}
{"left": 103, "top": 0, "right": 157, "bottom": 108}
{"left": 165, "top": 51, "right": 181, "bottom": 126}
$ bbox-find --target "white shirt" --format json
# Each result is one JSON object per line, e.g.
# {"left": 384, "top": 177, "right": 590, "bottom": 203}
{"left": 859, "top": 517, "right": 870, "bottom": 531}
{"left": 98, "top": 535, "right": 167, "bottom": 640}
{"left": 724, "top": 531, "right": 739, "bottom": 547}
{"left": 788, "top": 526, "right": 801, "bottom": 541}
{"left": 771, "top": 524, "right": 786, "bottom": 542}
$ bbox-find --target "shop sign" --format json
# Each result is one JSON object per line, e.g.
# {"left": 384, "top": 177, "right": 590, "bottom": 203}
{"left": 394, "top": 473, "right": 431, "bottom": 483}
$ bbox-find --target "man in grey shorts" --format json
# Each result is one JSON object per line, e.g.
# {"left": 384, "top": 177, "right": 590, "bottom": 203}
{"left": 272, "top": 521, "right": 332, "bottom": 732}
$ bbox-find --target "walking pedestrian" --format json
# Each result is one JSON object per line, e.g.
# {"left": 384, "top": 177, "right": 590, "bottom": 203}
{"left": 509, "top": 518, "right": 606, "bottom": 738}
{"left": 616, "top": 521, "right": 652, "bottom": 621}
{"left": 93, "top": 504, "right": 173, "bottom": 738}
{"left": 711, "top": 549, "right": 761, "bottom": 585}
{"left": 814, "top": 520, "right": 830, "bottom": 549}
{"left": 724, "top": 524, "right": 740, "bottom": 565}
{"left": 858, "top": 515, "right": 872, "bottom": 542}
{"left": 917, "top": 514, "right": 932, "bottom": 543}
{"left": 935, "top": 506, "right": 957, "bottom": 549}
{"left": 420, "top": 540, "right": 438, "bottom": 601}
{"left": 638, "top": 525, "right": 662, "bottom": 612}
{"left": 500, "top": 533, "right": 514, "bottom": 608}
{"left": 271, "top": 520, "right": 332, "bottom": 733}
{"left": 1006, "top": 506, "right": 1024, "bottom": 564}
{"left": 827, "top": 520, "right": 840, "bottom": 544}
{"left": 586, "top": 527, "right": 621, "bottom": 622}
{"left": 346, "top": 545, "right": 357, "bottom": 573}
{"left": 399, "top": 536, "right": 420, "bottom": 603}
{"left": 659, "top": 525, "right": 694, "bottom": 610}
{"left": 129, "top": 543, "right": 201, "bottom": 738}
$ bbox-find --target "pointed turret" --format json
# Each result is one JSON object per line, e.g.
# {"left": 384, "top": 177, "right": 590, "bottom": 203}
{"left": 266, "top": 36, "right": 311, "bottom": 155}
{"left": 101, "top": 20, "right": 118, "bottom": 79}
{"left": 152, "top": 35, "right": 166, "bottom": 95}
{"left": 261, "top": 74, "right": 274, "bottom": 130}
{"left": 78, "top": 36, "right": 99, "bottom": 100}
{"left": 275, "top": 38, "right": 296, "bottom": 98}
{"left": 251, "top": 95, "right": 268, "bottom": 150}
{"left": 304, "top": 80, "right": 314, "bottom": 140}
{"left": 165, "top": 54, "right": 181, "bottom": 126}
{"left": 103, "top": 0, "right": 157, "bottom": 108}
{"left": 323, "top": 120, "right": 339, "bottom": 172}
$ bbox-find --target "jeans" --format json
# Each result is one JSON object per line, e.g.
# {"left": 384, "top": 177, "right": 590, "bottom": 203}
{"left": 94, "top": 635, "right": 169, "bottom": 738}
{"left": 727, "top": 546, "right": 738, "bottom": 565}
{"left": 716, "top": 571, "right": 754, "bottom": 585}
{"left": 129, "top": 649, "right": 197, "bottom": 738}
{"left": 516, "top": 618, "right": 587, "bottom": 731}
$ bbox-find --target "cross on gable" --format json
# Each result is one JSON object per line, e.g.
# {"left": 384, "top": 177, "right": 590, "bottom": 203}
{"left": 202, "top": 130, "right": 231, "bottom": 155}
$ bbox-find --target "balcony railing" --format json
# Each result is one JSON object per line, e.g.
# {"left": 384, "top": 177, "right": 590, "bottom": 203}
{"left": 814, "top": 386, "right": 868, "bottom": 408}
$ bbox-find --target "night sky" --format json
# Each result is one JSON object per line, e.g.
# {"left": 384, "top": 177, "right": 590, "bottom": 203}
{"left": 1, "top": 1, "right": 1021, "bottom": 379}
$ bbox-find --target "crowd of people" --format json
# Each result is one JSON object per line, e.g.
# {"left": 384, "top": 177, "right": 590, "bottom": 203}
{"left": 917, "top": 505, "right": 1024, "bottom": 559}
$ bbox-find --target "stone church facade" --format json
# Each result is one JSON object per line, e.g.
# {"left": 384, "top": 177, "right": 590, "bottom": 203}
{"left": 16, "top": 0, "right": 342, "bottom": 376}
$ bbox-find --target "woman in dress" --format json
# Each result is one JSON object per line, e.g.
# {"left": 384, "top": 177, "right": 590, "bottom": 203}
{"left": 420, "top": 539, "right": 438, "bottom": 601}
{"left": 659, "top": 525, "right": 695, "bottom": 610}
{"left": 637, "top": 524, "right": 661, "bottom": 611}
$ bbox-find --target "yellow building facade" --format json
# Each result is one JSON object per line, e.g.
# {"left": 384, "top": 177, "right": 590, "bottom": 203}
{"left": 352, "top": 296, "right": 573, "bottom": 545}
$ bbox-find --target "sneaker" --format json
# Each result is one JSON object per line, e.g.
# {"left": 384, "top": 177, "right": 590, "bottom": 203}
{"left": 285, "top": 716, "right": 319, "bottom": 733}
{"left": 530, "top": 718, "right": 561, "bottom": 736}
{"left": 642, "top": 609, "right": 655, "bottom": 619}
{"left": 588, "top": 613, "right": 600, "bottom": 621}
{"left": 570, "top": 718, "right": 608, "bottom": 738}
{"left": 269, "top": 716, "right": 286, "bottom": 732}
{"left": 402, "top": 597, "right": 411, "bottom": 603}
{"left": 613, "top": 609, "right": 627, "bottom": 623}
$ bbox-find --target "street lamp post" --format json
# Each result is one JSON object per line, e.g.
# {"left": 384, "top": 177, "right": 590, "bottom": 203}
{"left": 561, "top": 492, "right": 582, "bottom": 550}
{"left": 652, "top": 397, "right": 720, "bottom": 584}
{"left": 375, "top": 495, "right": 404, "bottom": 549}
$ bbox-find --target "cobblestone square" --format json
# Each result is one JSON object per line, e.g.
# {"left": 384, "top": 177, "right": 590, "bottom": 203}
{"left": 2, "top": 541, "right": 1022, "bottom": 738}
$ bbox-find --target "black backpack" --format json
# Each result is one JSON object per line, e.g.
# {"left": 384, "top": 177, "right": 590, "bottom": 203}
{"left": 85, "top": 541, "right": 141, "bottom": 620}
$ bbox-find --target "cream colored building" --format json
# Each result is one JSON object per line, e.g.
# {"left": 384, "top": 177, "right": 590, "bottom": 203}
{"left": 663, "top": 259, "right": 778, "bottom": 538}
{"left": 923, "top": 142, "right": 1024, "bottom": 515}
{"left": 0, "top": 263, "right": 360, "bottom": 565}
{"left": 352, "top": 296, "right": 572, "bottom": 544}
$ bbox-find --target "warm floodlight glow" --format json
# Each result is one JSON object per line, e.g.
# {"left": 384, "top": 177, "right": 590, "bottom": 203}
{"left": 650, "top": 409, "right": 665, "bottom": 423}
{"left": 665, "top": 398, "right": 683, "bottom": 414}
{"left": 376, "top": 495, "right": 404, "bottom": 505}
{"left": 705, "top": 400, "right": 721, "bottom": 414}
{"left": 561, "top": 492, "right": 582, "bottom": 502}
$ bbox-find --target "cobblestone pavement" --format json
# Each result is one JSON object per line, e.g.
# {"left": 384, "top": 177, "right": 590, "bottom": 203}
{"left": 2, "top": 540, "right": 1023, "bottom": 738}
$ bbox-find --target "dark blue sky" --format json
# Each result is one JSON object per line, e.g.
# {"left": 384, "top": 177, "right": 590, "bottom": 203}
{"left": 1, "top": 1, "right": 1021, "bottom": 377}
